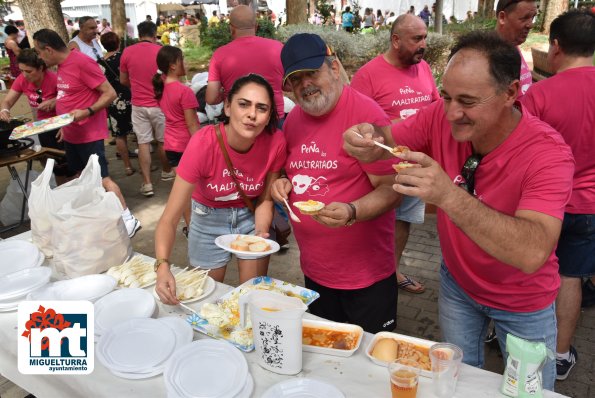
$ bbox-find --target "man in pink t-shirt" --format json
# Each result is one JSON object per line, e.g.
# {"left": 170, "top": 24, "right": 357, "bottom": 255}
{"left": 33, "top": 29, "right": 141, "bottom": 238}
{"left": 495, "top": 0, "right": 537, "bottom": 96}
{"left": 271, "top": 34, "right": 401, "bottom": 334}
{"left": 344, "top": 32, "right": 574, "bottom": 390}
{"left": 521, "top": 10, "right": 595, "bottom": 381}
{"left": 120, "top": 21, "right": 173, "bottom": 198}
{"left": 351, "top": 14, "right": 439, "bottom": 295}
{"left": 206, "top": 5, "right": 285, "bottom": 121}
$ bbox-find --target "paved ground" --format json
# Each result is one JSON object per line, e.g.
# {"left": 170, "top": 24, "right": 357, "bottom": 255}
{"left": 1, "top": 141, "right": 593, "bottom": 398}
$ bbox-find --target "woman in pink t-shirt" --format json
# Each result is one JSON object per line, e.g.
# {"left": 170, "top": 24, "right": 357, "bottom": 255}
{"left": 152, "top": 45, "right": 200, "bottom": 231}
{"left": 0, "top": 49, "right": 70, "bottom": 182}
{"left": 154, "top": 74, "right": 286, "bottom": 305}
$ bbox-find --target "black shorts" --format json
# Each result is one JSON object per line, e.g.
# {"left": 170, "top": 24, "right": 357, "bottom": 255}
{"left": 556, "top": 213, "right": 595, "bottom": 277}
{"left": 64, "top": 140, "right": 109, "bottom": 178}
{"left": 37, "top": 128, "right": 73, "bottom": 177}
{"left": 304, "top": 273, "right": 398, "bottom": 334}
{"left": 165, "top": 150, "right": 184, "bottom": 168}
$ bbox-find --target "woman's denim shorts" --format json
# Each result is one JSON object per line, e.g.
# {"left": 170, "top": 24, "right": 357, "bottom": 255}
{"left": 188, "top": 200, "right": 256, "bottom": 269}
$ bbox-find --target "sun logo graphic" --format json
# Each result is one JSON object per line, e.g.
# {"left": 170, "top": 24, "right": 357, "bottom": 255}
{"left": 18, "top": 301, "right": 94, "bottom": 374}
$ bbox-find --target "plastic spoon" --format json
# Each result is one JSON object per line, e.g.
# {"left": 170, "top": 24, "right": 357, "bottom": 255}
{"left": 282, "top": 198, "right": 301, "bottom": 223}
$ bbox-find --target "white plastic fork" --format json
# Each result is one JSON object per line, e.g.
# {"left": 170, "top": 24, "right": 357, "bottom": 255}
{"left": 351, "top": 130, "right": 396, "bottom": 155}
{"left": 282, "top": 198, "right": 301, "bottom": 223}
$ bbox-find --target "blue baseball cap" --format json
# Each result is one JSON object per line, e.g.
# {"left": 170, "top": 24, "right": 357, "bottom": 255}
{"left": 281, "top": 33, "right": 333, "bottom": 88}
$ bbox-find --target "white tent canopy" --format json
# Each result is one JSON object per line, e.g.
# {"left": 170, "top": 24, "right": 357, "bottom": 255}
{"left": 3, "top": 8, "right": 97, "bottom": 22}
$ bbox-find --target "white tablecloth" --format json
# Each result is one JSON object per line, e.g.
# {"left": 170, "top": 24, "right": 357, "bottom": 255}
{"left": 0, "top": 232, "right": 568, "bottom": 398}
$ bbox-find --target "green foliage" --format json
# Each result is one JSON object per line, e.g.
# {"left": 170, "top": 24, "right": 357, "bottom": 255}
{"left": 256, "top": 18, "right": 276, "bottom": 39}
{"left": 277, "top": 24, "right": 454, "bottom": 79}
{"left": 316, "top": 1, "right": 333, "bottom": 24}
{"left": 201, "top": 21, "right": 232, "bottom": 50}
{"left": 121, "top": 37, "right": 138, "bottom": 49}
{"left": 442, "top": 17, "right": 496, "bottom": 37}
{"left": 200, "top": 18, "right": 277, "bottom": 51}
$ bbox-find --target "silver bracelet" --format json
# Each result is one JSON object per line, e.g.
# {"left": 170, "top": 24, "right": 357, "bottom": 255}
{"left": 1, "top": 109, "right": 10, "bottom": 113}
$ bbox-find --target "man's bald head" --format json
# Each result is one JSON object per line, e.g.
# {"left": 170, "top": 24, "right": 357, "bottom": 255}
{"left": 391, "top": 14, "right": 425, "bottom": 36}
{"left": 230, "top": 5, "right": 256, "bottom": 30}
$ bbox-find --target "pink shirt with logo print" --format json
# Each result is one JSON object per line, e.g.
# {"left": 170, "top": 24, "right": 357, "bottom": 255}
{"left": 391, "top": 100, "right": 574, "bottom": 312}
{"left": 351, "top": 56, "right": 439, "bottom": 120}
{"left": 284, "top": 85, "right": 396, "bottom": 290}
{"left": 176, "top": 123, "right": 286, "bottom": 208}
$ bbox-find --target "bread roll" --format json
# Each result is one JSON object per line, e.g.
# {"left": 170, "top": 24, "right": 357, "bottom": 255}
{"left": 392, "top": 162, "right": 416, "bottom": 173}
{"left": 294, "top": 200, "right": 325, "bottom": 215}
{"left": 242, "top": 235, "right": 263, "bottom": 244}
{"left": 249, "top": 242, "right": 270, "bottom": 252}
{"left": 230, "top": 240, "right": 249, "bottom": 251}
{"left": 371, "top": 338, "right": 398, "bottom": 362}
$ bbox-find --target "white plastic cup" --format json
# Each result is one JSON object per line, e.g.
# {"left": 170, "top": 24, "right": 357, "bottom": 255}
{"left": 430, "top": 343, "right": 463, "bottom": 398}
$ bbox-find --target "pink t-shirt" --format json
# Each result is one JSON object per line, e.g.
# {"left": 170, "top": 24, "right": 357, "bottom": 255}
{"left": 208, "top": 36, "right": 285, "bottom": 119}
{"left": 11, "top": 70, "right": 58, "bottom": 120}
{"left": 392, "top": 101, "right": 574, "bottom": 312}
{"left": 56, "top": 50, "right": 108, "bottom": 144}
{"left": 522, "top": 66, "right": 595, "bottom": 214}
{"left": 351, "top": 56, "right": 439, "bottom": 120}
{"left": 519, "top": 49, "right": 532, "bottom": 97}
{"left": 120, "top": 41, "right": 161, "bottom": 107}
{"left": 159, "top": 80, "right": 199, "bottom": 152}
{"left": 176, "top": 123, "right": 287, "bottom": 207}
{"left": 284, "top": 85, "right": 395, "bottom": 290}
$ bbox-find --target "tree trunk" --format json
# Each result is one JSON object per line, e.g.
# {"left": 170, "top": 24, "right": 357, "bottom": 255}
{"left": 110, "top": 0, "right": 127, "bottom": 39}
{"left": 435, "top": 0, "right": 444, "bottom": 34}
{"left": 485, "top": 0, "right": 496, "bottom": 18}
{"left": 287, "top": 0, "right": 308, "bottom": 25}
{"left": 542, "top": 0, "right": 567, "bottom": 34}
{"left": 20, "top": 0, "right": 68, "bottom": 45}
{"left": 477, "top": 0, "right": 487, "bottom": 17}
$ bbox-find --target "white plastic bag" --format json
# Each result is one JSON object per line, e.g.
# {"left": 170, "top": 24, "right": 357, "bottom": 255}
{"left": 0, "top": 169, "right": 52, "bottom": 225}
{"left": 29, "top": 155, "right": 131, "bottom": 276}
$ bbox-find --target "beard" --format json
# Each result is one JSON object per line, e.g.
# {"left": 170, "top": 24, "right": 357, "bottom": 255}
{"left": 295, "top": 84, "right": 341, "bottom": 116}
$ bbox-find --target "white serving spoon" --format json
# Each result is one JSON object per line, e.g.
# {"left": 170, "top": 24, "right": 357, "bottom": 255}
{"left": 282, "top": 198, "right": 301, "bottom": 223}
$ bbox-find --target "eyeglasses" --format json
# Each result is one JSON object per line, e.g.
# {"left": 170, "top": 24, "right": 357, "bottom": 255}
{"left": 35, "top": 89, "right": 42, "bottom": 104}
{"left": 459, "top": 154, "right": 482, "bottom": 195}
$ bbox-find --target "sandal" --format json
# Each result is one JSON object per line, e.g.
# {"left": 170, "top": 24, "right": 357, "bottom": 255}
{"left": 397, "top": 275, "right": 425, "bottom": 294}
{"left": 125, "top": 167, "right": 136, "bottom": 176}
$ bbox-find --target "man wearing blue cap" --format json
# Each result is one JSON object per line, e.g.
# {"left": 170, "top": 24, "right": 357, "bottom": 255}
{"left": 270, "top": 33, "right": 402, "bottom": 333}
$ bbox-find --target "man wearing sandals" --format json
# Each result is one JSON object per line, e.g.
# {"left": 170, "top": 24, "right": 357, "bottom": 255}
{"left": 344, "top": 32, "right": 574, "bottom": 390}
{"left": 351, "top": 14, "right": 439, "bottom": 294}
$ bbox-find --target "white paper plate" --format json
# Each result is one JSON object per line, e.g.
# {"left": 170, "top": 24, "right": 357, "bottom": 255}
{"left": 261, "top": 378, "right": 345, "bottom": 398}
{"left": 0, "top": 240, "right": 43, "bottom": 277}
{"left": 97, "top": 318, "right": 176, "bottom": 373}
{"left": 164, "top": 339, "right": 248, "bottom": 398}
{"left": 234, "top": 373, "right": 254, "bottom": 398}
{"left": 108, "top": 317, "right": 193, "bottom": 380}
{"left": 94, "top": 288, "right": 156, "bottom": 336}
{"left": 215, "top": 234, "right": 280, "bottom": 259}
{"left": 0, "top": 267, "right": 52, "bottom": 301}
{"left": 28, "top": 274, "right": 117, "bottom": 302}
{"left": 153, "top": 276, "right": 216, "bottom": 304}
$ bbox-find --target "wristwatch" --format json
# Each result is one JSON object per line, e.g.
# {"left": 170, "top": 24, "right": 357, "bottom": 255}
{"left": 345, "top": 203, "right": 357, "bottom": 226}
{"left": 154, "top": 258, "right": 170, "bottom": 272}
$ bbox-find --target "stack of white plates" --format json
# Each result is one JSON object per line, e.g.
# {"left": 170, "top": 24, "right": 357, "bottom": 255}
{"left": 97, "top": 317, "right": 193, "bottom": 379}
{"left": 164, "top": 339, "right": 253, "bottom": 398}
{"left": 0, "top": 240, "right": 44, "bottom": 277}
{"left": 27, "top": 274, "right": 117, "bottom": 302}
{"left": 0, "top": 267, "right": 52, "bottom": 312}
{"left": 94, "top": 288, "right": 156, "bottom": 337}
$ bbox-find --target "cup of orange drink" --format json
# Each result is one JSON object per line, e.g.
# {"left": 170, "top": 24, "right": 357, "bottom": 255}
{"left": 388, "top": 358, "right": 421, "bottom": 398}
